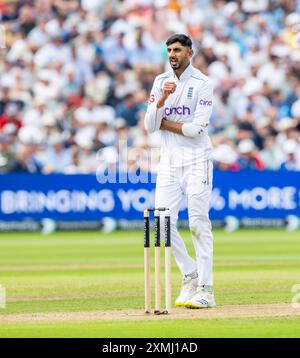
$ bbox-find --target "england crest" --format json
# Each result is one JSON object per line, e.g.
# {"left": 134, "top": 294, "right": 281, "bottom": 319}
{"left": 187, "top": 87, "right": 193, "bottom": 99}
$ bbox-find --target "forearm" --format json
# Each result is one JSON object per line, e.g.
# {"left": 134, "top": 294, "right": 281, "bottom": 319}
{"left": 144, "top": 81, "right": 168, "bottom": 133}
{"left": 156, "top": 96, "right": 167, "bottom": 109}
{"left": 144, "top": 96, "right": 170, "bottom": 133}
{"left": 160, "top": 118, "right": 183, "bottom": 135}
{"left": 146, "top": 80, "right": 177, "bottom": 133}
{"left": 144, "top": 109, "right": 163, "bottom": 133}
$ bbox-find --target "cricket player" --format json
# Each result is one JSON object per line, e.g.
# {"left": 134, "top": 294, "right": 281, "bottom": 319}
{"left": 144, "top": 34, "right": 216, "bottom": 308}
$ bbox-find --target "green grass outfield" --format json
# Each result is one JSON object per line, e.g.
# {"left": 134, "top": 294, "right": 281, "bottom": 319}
{"left": 0, "top": 229, "right": 300, "bottom": 337}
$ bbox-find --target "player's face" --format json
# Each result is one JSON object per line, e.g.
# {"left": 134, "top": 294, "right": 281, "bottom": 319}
{"left": 167, "top": 42, "right": 192, "bottom": 70}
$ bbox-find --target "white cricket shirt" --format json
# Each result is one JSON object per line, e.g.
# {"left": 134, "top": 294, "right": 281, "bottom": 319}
{"left": 144, "top": 63, "right": 213, "bottom": 167}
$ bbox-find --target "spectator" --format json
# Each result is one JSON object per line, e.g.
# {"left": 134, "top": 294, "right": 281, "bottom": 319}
{"left": 8, "top": 126, "right": 44, "bottom": 173}
{"left": 280, "top": 139, "right": 300, "bottom": 170}
{"left": 34, "top": 31, "right": 72, "bottom": 68}
{"left": 116, "top": 94, "right": 140, "bottom": 127}
{"left": 40, "top": 133, "right": 72, "bottom": 173}
{"left": 212, "top": 144, "right": 239, "bottom": 170}
{"left": 27, "top": 17, "right": 50, "bottom": 50}
{"left": 236, "top": 139, "right": 265, "bottom": 170}
{"left": 0, "top": 134, "right": 15, "bottom": 173}
{"left": 8, "top": 144, "right": 43, "bottom": 173}
{"left": 128, "top": 28, "right": 162, "bottom": 69}
{"left": 260, "top": 136, "right": 283, "bottom": 170}
{"left": 101, "top": 32, "right": 129, "bottom": 73}
{"left": 23, "top": 97, "right": 48, "bottom": 128}
{"left": 0, "top": 103, "right": 22, "bottom": 133}
{"left": 18, "top": 5, "right": 36, "bottom": 35}
{"left": 0, "top": 87, "right": 12, "bottom": 115}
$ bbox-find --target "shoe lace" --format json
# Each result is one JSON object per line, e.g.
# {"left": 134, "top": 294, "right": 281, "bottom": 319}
{"left": 196, "top": 285, "right": 213, "bottom": 296}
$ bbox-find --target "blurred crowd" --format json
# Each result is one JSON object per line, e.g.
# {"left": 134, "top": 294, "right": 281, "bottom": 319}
{"left": 0, "top": 0, "right": 300, "bottom": 174}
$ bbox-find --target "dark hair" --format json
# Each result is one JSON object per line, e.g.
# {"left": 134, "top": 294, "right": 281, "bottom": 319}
{"left": 166, "top": 34, "right": 192, "bottom": 48}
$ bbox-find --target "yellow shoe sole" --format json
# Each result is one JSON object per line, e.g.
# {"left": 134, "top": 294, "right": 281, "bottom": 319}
{"left": 175, "top": 302, "right": 185, "bottom": 307}
{"left": 185, "top": 301, "right": 216, "bottom": 309}
{"left": 184, "top": 301, "right": 201, "bottom": 309}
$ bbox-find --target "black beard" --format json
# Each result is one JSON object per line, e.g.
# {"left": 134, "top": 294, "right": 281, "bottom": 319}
{"left": 170, "top": 62, "right": 180, "bottom": 69}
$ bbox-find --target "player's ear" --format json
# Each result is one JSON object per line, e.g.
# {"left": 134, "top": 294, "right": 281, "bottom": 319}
{"left": 189, "top": 48, "right": 193, "bottom": 58}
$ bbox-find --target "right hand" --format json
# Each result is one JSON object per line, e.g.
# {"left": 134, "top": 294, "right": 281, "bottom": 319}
{"left": 162, "top": 81, "right": 176, "bottom": 99}
{"left": 157, "top": 81, "right": 177, "bottom": 108}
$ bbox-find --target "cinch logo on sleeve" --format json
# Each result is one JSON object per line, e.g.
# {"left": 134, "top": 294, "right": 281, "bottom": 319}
{"left": 164, "top": 105, "right": 191, "bottom": 116}
{"left": 199, "top": 99, "right": 212, "bottom": 106}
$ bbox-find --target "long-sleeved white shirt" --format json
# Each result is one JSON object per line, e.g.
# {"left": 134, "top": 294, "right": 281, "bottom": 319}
{"left": 144, "top": 63, "right": 213, "bottom": 167}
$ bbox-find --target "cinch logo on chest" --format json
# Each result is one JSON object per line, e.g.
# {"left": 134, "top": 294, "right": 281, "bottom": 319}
{"left": 164, "top": 105, "right": 191, "bottom": 116}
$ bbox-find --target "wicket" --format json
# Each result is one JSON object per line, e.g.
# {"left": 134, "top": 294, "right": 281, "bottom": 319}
{"left": 143, "top": 207, "right": 171, "bottom": 315}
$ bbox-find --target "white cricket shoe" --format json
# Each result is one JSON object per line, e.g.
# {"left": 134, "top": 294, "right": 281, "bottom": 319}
{"left": 185, "top": 286, "right": 216, "bottom": 309}
{"left": 175, "top": 271, "right": 198, "bottom": 307}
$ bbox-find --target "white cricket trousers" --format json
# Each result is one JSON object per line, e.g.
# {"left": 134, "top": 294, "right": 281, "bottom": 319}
{"left": 155, "top": 159, "right": 214, "bottom": 286}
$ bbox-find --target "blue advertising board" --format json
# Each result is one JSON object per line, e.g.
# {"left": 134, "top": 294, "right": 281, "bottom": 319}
{"left": 0, "top": 171, "right": 299, "bottom": 222}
